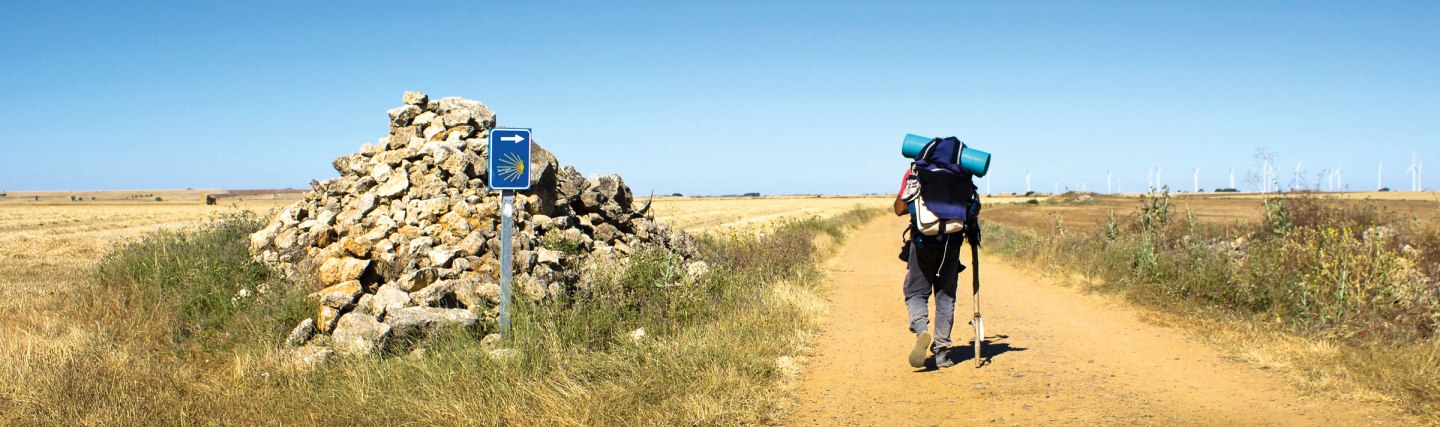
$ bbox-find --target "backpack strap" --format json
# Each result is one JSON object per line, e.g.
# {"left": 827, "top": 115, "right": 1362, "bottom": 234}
{"left": 920, "top": 138, "right": 940, "bottom": 162}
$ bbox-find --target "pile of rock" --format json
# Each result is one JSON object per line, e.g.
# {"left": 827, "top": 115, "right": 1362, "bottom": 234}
{"left": 250, "top": 92, "right": 698, "bottom": 356}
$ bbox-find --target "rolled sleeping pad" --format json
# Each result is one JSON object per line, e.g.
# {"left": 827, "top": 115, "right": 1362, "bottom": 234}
{"left": 900, "top": 133, "right": 992, "bottom": 177}
{"left": 901, "top": 134, "right": 930, "bottom": 159}
{"left": 960, "top": 146, "right": 991, "bottom": 177}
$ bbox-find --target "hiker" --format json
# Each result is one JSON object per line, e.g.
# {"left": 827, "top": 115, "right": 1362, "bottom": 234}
{"left": 894, "top": 169, "right": 965, "bottom": 368}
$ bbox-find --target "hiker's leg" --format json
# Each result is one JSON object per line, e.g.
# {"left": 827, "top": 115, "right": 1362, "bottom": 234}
{"left": 931, "top": 241, "right": 963, "bottom": 350}
{"left": 902, "top": 241, "right": 936, "bottom": 333}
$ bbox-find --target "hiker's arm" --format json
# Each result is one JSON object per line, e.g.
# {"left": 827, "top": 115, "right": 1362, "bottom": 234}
{"left": 893, "top": 195, "right": 906, "bottom": 216}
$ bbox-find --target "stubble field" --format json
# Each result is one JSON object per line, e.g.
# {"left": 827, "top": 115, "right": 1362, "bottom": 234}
{"left": 0, "top": 192, "right": 886, "bottom": 352}
{"left": 0, "top": 190, "right": 890, "bottom": 424}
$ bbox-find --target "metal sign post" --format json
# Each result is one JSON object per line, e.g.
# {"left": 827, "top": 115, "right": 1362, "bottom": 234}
{"left": 488, "top": 128, "right": 532, "bottom": 336}
{"left": 499, "top": 190, "right": 514, "bottom": 332}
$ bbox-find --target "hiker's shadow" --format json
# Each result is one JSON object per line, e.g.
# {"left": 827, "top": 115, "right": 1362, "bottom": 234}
{"left": 916, "top": 334, "right": 1027, "bottom": 372}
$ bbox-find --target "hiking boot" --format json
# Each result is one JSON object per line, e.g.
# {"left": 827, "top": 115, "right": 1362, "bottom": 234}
{"left": 908, "top": 330, "right": 933, "bottom": 368}
{"left": 934, "top": 347, "right": 957, "bottom": 369}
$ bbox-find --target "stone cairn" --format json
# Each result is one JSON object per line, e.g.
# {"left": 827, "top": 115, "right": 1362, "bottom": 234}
{"left": 250, "top": 92, "right": 697, "bottom": 357}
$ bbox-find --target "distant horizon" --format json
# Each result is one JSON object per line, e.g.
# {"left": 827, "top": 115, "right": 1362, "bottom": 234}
{"left": 4, "top": 186, "right": 1435, "bottom": 198}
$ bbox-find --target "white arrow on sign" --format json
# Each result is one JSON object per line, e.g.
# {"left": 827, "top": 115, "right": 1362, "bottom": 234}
{"left": 500, "top": 134, "right": 525, "bottom": 144}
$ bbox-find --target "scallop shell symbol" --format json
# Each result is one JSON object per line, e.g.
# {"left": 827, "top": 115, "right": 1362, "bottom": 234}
{"left": 497, "top": 152, "right": 526, "bottom": 182}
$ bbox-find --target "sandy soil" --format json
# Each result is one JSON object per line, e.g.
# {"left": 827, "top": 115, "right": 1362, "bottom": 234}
{"left": 788, "top": 216, "right": 1416, "bottom": 426}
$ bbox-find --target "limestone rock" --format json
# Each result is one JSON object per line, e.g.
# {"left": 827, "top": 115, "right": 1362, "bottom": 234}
{"left": 286, "top": 318, "right": 315, "bottom": 347}
{"left": 317, "top": 306, "right": 341, "bottom": 333}
{"left": 396, "top": 268, "right": 436, "bottom": 292}
{"left": 341, "top": 235, "right": 372, "bottom": 257}
{"left": 452, "top": 279, "right": 486, "bottom": 309}
{"left": 376, "top": 169, "right": 410, "bottom": 198}
{"left": 317, "top": 257, "right": 370, "bottom": 285}
{"left": 288, "top": 344, "right": 333, "bottom": 369}
{"left": 536, "top": 248, "right": 563, "bottom": 267}
{"left": 353, "top": 293, "right": 376, "bottom": 316}
{"left": 388, "top": 105, "right": 421, "bottom": 127}
{"left": 384, "top": 306, "right": 479, "bottom": 342}
{"left": 402, "top": 91, "right": 429, "bottom": 107}
{"left": 429, "top": 245, "right": 462, "bottom": 268}
{"left": 316, "top": 280, "right": 362, "bottom": 309}
{"left": 410, "top": 279, "right": 455, "bottom": 307}
{"left": 332, "top": 312, "right": 392, "bottom": 356}
{"left": 369, "top": 283, "right": 410, "bottom": 319}
{"left": 480, "top": 333, "right": 503, "bottom": 349}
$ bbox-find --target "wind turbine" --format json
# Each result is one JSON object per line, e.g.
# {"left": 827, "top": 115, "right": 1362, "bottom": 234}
{"left": 1193, "top": 168, "right": 1200, "bottom": 193}
{"left": 1294, "top": 161, "right": 1303, "bottom": 191}
{"left": 1411, "top": 153, "right": 1419, "bottom": 191}
{"left": 1260, "top": 161, "right": 1270, "bottom": 193}
{"left": 1147, "top": 168, "right": 1154, "bottom": 191}
{"left": 1229, "top": 168, "right": 1236, "bottom": 190}
{"left": 1267, "top": 160, "right": 1276, "bottom": 192}
{"left": 1025, "top": 171, "right": 1032, "bottom": 193}
{"left": 1106, "top": 170, "right": 1112, "bottom": 194}
{"left": 1156, "top": 168, "right": 1163, "bottom": 191}
{"left": 1335, "top": 166, "right": 1342, "bottom": 192}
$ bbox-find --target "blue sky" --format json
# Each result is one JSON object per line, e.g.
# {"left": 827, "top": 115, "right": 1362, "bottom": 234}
{"left": 1, "top": 1, "right": 1436, "bottom": 194}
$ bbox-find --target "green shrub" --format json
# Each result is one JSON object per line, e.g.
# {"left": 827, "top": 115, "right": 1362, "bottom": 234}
{"left": 72, "top": 212, "right": 310, "bottom": 352}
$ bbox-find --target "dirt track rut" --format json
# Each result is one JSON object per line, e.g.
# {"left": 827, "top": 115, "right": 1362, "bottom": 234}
{"left": 788, "top": 216, "right": 1412, "bottom": 426}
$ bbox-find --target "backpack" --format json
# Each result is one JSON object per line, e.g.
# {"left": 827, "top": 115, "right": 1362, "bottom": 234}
{"left": 907, "top": 137, "right": 982, "bottom": 238}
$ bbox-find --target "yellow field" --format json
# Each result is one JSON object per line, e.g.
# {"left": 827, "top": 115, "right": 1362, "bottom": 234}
{"left": 0, "top": 192, "right": 878, "bottom": 334}
{"left": 0, "top": 197, "right": 300, "bottom": 350}
{"left": 3, "top": 188, "right": 1430, "bottom": 337}
{"left": 649, "top": 196, "right": 889, "bottom": 232}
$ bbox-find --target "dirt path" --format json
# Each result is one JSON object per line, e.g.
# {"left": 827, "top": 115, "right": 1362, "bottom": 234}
{"left": 789, "top": 216, "right": 1414, "bottom": 426}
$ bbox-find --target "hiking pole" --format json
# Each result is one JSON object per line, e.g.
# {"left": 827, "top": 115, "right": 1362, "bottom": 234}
{"left": 970, "top": 239, "right": 983, "bottom": 367}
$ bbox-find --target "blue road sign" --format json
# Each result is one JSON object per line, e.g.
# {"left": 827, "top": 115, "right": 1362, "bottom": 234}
{"left": 489, "top": 128, "right": 532, "bottom": 190}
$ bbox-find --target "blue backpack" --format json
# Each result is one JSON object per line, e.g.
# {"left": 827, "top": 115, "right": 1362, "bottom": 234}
{"left": 907, "top": 137, "right": 982, "bottom": 240}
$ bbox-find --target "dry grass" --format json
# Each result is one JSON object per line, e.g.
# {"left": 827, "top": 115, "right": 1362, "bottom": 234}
{"left": 0, "top": 196, "right": 302, "bottom": 426}
{"left": 0, "top": 190, "right": 881, "bottom": 425}
{"left": 982, "top": 190, "right": 1440, "bottom": 422}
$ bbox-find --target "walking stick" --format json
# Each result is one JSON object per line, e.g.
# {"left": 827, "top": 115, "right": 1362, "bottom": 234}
{"left": 970, "top": 237, "right": 983, "bottom": 367}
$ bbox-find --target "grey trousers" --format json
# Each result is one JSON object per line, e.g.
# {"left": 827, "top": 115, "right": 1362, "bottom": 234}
{"left": 903, "top": 237, "right": 962, "bottom": 351}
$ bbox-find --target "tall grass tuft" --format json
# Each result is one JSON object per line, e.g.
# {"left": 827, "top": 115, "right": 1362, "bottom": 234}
{"left": 2, "top": 207, "right": 882, "bottom": 425}
{"left": 72, "top": 211, "right": 311, "bottom": 351}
